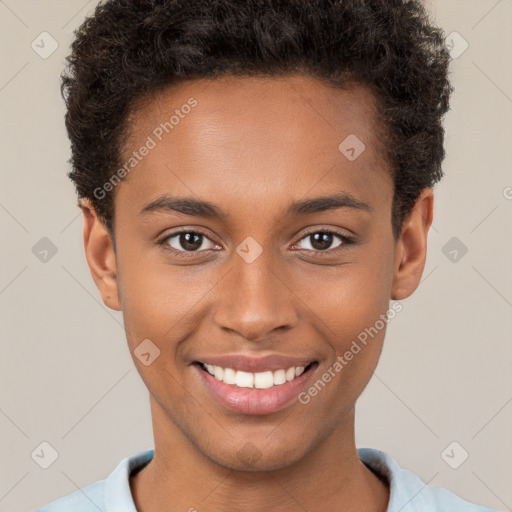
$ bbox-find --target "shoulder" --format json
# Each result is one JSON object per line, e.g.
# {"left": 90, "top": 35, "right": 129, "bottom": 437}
{"left": 357, "top": 447, "right": 499, "bottom": 512}
{"left": 33, "top": 449, "right": 154, "bottom": 512}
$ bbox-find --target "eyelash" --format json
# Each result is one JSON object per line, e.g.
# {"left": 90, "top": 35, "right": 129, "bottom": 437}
{"left": 157, "top": 228, "right": 355, "bottom": 259}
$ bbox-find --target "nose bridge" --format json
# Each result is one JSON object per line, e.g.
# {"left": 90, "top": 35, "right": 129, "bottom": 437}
{"left": 214, "top": 243, "right": 297, "bottom": 341}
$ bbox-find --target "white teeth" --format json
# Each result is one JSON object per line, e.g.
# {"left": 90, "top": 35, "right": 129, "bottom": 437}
{"left": 223, "top": 367, "right": 236, "bottom": 385}
{"left": 273, "top": 369, "right": 286, "bottom": 385}
{"left": 235, "top": 370, "right": 254, "bottom": 388}
{"left": 254, "top": 371, "right": 274, "bottom": 389}
{"left": 202, "top": 363, "right": 311, "bottom": 389}
{"left": 214, "top": 366, "right": 224, "bottom": 381}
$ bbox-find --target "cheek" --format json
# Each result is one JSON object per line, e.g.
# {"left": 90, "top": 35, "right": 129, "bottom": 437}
{"left": 299, "top": 272, "right": 394, "bottom": 416}
{"left": 301, "top": 248, "right": 395, "bottom": 401}
{"left": 308, "top": 255, "right": 394, "bottom": 345}
{"left": 115, "top": 243, "right": 173, "bottom": 346}
{"left": 117, "top": 254, "right": 218, "bottom": 356}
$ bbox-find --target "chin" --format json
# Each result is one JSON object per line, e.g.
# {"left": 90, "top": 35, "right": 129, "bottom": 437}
{"left": 203, "top": 439, "right": 308, "bottom": 473}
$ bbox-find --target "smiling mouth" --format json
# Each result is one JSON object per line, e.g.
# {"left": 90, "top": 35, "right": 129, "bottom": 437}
{"left": 194, "top": 361, "right": 318, "bottom": 389}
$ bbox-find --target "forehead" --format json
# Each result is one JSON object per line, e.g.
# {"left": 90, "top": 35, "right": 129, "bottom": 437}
{"left": 118, "top": 75, "right": 392, "bottom": 215}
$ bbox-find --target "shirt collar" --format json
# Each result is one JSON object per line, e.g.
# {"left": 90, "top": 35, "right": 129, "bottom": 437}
{"left": 104, "top": 447, "right": 426, "bottom": 512}
{"left": 104, "top": 448, "right": 154, "bottom": 512}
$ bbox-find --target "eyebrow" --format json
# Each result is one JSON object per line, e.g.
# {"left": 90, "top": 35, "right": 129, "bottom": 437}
{"left": 139, "top": 192, "right": 372, "bottom": 218}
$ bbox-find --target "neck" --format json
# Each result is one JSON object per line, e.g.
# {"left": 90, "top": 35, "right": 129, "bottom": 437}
{"left": 130, "top": 398, "right": 389, "bottom": 512}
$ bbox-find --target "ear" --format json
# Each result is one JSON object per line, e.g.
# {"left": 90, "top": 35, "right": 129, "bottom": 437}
{"left": 391, "top": 188, "right": 434, "bottom": 300}
{"left": 81, "top": 198, "right": 121, "bottom": 311}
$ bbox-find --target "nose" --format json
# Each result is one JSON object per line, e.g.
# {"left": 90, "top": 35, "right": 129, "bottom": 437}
{"left": 213, "top": 248, "right": 298, "bottom": 342}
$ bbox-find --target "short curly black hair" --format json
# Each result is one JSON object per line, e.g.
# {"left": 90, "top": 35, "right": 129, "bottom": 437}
{"left": 61, "top": 0, "right": 453, "bottom": 241}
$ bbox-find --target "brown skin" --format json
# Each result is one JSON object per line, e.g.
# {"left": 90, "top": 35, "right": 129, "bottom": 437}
{"left": 81, "top": 75, "right": 433, "bottom": 512}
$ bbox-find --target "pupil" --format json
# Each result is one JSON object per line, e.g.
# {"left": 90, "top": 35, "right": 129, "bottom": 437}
{"left": 311, "top": 232, "right": 332, "bottom": 251}
{"left": 180, "top": 232, "right": 202, "bottom": 251}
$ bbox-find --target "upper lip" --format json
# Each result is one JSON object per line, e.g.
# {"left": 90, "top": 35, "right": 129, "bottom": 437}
{"left": 194, "top": 354, "right": 317, "bottom": 373}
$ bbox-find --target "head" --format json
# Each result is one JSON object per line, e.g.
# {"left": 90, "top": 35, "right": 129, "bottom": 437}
{"left": 62, "top": 0, "right": 452, "bottom": 471}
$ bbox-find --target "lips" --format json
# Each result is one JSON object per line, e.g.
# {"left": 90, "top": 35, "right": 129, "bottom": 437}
{"left": 193, "top": 353, "right": 316, "bottom": 373}
{"left": 191, "top": 353, "right": 319, "bottom": 414}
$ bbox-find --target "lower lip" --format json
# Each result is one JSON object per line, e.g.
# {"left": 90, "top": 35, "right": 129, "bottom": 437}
{"left": 193, "top": 363, "right": 317, "bottom": 415}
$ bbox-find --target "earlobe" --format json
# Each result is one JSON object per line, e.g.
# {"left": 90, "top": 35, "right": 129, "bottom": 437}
{"left": 81, "top": 199, "right": 121, "bottom": 311}
{"left": 391, "top": 188, "right": 434, "bottom": 300}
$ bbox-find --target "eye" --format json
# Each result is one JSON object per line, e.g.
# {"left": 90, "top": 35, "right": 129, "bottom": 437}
{"left": 158, "top": 229, "right": 219, "bottom": 254}
{"left": 294, "top": 230, "right": 354, "bottom": 253}
{"left": 157, "top": 228, "right": 355, "bottom": 260}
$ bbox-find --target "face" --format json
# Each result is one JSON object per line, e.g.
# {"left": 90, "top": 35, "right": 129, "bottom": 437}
{"left": 83, "top": 75, "right": 432, "bottom": 472}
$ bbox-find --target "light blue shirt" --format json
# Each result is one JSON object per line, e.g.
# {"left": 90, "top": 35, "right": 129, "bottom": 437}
{"left": 35, "top": 447, "right": 498, "bottom": 511}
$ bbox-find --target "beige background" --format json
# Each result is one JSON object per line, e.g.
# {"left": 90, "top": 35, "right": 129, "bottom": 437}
{"left": 0, "top": 1, "right": 511, "bottom": 511}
